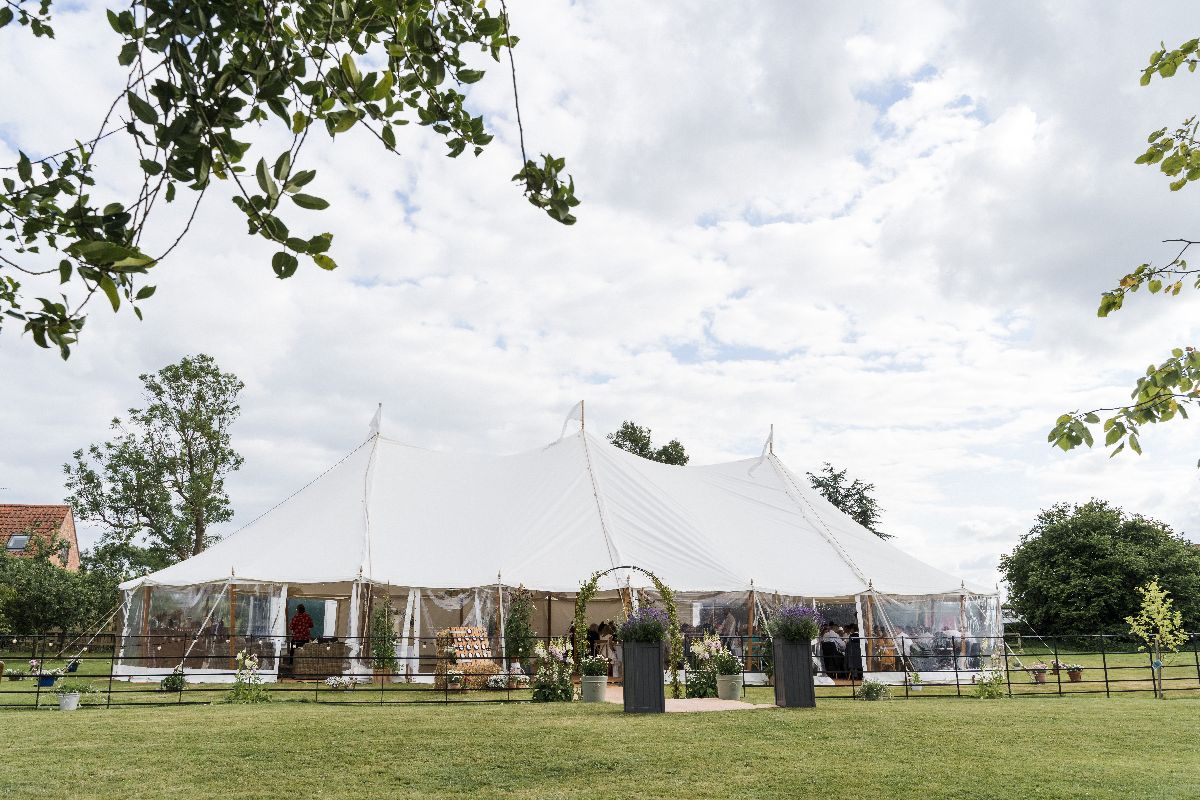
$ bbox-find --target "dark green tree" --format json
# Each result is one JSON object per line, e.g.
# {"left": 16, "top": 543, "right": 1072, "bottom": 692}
{"left": 999, "top": 500, "right": 1200, "bottom": 635}
{"left": 0, "top": 536, "right": 116, "bottom": 634}
{"left": 64, "top": 354, "right": 244, "bottom": 577}
{"left": 805, "top": 462, "right": 890, "bottom": 539}
{"left": 606, "top": 421, "right": 689, "bottom": 466}
{"left": 1050, "top": 37, "right": 1200, "bottom": 457}
{"left": 503, "top": 584, "right": 537, "bottom": 673}
{"left": 0, "top": 0, "right": 577, "bottom": 357}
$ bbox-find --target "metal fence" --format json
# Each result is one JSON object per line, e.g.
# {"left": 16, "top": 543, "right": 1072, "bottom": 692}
{"left": 2, "top": 631, "right": 1198, "bottom": 709}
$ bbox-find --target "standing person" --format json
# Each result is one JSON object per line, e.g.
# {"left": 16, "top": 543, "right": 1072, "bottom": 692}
{"left": 586, "top": 623, "right": 600, "bottom": 656}
{"left": 845, "top": 624, "right": 863, "bottom": 680}
{"left": 290, "top": 604, "right": 314, "bottom": 648}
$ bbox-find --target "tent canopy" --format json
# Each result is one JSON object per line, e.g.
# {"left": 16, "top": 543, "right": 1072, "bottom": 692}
{"left": 122, "top": 430, "right": 986, "bottom": 597}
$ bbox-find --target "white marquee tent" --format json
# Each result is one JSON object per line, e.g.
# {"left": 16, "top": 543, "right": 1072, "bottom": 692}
{"left": 115, "top": 416, "right": 1000, "bottom": 682}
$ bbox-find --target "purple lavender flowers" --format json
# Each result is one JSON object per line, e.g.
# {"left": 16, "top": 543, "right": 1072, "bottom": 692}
{"left": 766, "top": 604, "right": 823, "bottom": 642}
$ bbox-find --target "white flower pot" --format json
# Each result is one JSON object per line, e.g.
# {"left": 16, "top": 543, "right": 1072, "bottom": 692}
{"left": 58, "top": 693, "right": 81, "bottom": 712}
{"left": 716, "top": 674, "right": 743, "bottom": 701}
{"left": 580, "top": 675, "right": 607, "bottom": 703}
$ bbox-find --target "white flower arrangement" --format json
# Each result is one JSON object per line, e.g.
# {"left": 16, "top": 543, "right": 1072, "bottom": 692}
{"left": 324, "top": 675, "right": 354, "bottom": 690}
{"left": 446, "top": 669, "right": 464, "bottom": 684}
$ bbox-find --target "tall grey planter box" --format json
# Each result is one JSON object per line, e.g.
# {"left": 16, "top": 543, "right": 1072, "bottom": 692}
{"left": 773, "top": 639, "right": 816, "bottom": 708}
{"left": 622, "top": 640, "right": 665, "bottom": 713}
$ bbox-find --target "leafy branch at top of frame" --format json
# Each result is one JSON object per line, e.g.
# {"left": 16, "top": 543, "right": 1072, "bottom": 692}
{"left": 0, "top": 0, "right": 579, "bottom": 359}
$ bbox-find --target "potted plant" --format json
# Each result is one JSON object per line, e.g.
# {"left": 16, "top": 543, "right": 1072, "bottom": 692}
{"left": 906, "top": 671, "right": 924, "bottom": 692}
{"left": 5, "top": 668, "right": 26, "bottom": 682}
{"left": 1027, "top": 663, "right": 1049, "bottom": 684}
{"left": 1064, "top": 663, "right": 1084, "bottom": 682}
{"left": 324, "top": 675, "right": 354, "bottom": 691}
{"left": 579, "top": 655, "right": 610, "bottom": 702}
{"left": 765, "top": 605, "right": 822, "bottom": 708}
{"left": 54, "top": 680, "right": 96, "bottom": 711}
{"left": 617, "top": 607, "right": 670, "bottom": 713}
{"left": 712, "top": 647, "right": 744, "bottom": 701}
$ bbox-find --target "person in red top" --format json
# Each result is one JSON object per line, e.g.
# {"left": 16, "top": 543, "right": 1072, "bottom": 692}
{"left": 290, "top": 604, "right": 314, "bottom": 647}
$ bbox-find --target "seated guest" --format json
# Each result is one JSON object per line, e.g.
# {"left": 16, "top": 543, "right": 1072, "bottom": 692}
{"left": 820, "top": 624, "right": 845, "bottom": 652}
{"left": 290, "top": 604, "right": 314, "bottom": 648}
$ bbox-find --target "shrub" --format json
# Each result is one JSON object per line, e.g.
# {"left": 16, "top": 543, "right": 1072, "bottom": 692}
{"left": 857, "top": 679, "right": 889, "bottom": 701}
{"left": 531, "top": 637, "right": 573, "bottom": 702}
{"left": 973, "top": 671, "right": 1006, "bottom": 699}
{"left": 227, "top": 650, "right": 270, "bottom": 704}
{"left": 504, "top": 585, "right": 538, "bottom": 674}
{"left": 617, "top": 607, "right": 669, "bottom": 643}
{"left": 160, "top": 666, "right": 187, "bottom": 693}
{"left": 765, "top": 605, "right": 823, "bottom": 642}
{"left": 579, "top": 655, "right": 609, "bottom": 677}
{"left": 369, "top": 605, "right": 398, "bottom": 673}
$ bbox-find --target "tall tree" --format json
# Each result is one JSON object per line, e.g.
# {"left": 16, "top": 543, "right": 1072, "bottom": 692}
{"left": 805, "top": 462, "right": 890, "bottom": 539}
{"left": 1050, "top": 37, "right": 1200, "bottom": 458}
{"left": 0, "top": 1, "right": 577, "bottom": 357}
{"left": 64, "top": 353, "right": 244, "bottom": 577}
{"left": 999, "top": 500, "right": 1200, "bottom": 635}
{"left": 606, "top": 420, "right": 689, "bottom": 466}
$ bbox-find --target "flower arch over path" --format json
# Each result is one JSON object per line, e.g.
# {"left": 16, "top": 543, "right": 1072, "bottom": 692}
{"left": 574, "top": 566, "right": 684, "bottom": 699}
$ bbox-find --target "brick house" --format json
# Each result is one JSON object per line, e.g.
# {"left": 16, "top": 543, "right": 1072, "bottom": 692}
{"left": 0, "top": 504, "right": 81, "bottom": 571}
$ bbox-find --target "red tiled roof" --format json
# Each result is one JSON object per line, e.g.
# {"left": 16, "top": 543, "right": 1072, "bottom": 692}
{"left": 0, "top": 504, "right": 70, "bottom": 538}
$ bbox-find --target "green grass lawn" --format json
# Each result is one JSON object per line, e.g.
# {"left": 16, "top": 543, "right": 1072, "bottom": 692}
{"left": 2, "top": 697, "right": 1199, "bottom": 799}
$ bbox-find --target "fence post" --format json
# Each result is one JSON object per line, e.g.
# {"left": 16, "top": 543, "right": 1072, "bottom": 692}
{"left": 1192, "top": 633, "right": 1199, "bottom": 691}
{"left": 952, "top": 637, "right": 961, "bottom": 697}
{"left": 1003, "top": 636, "right": 1012, "bottom": 698}
{"left": 107, "top": 635, "right": 116, "bottom": 709}
{"left": 1099, "top": 635, "right": 1110, "bottom": 699}
{"left": 902, "top": 636, "right": 909, "bottom": 699}
{"left": 33, "top": 635, "right": 43, "bottom": 710}
{"left": 1052, "top": 639, "right": 1062, "bottom": 696}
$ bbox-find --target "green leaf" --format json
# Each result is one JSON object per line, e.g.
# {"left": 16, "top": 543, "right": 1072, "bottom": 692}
{"left": 17, "top": 151, "right": 31, "bottom": 183}
{"left": 97, "top": 274, "right": 121, "bottom": 311}
{"left": 458, "top": 69, "right": 485, "bottom": 84}
{"left": 271, "top": 251, "right": 298, "bottom": 279}
{"left": 477, "top": 17, "right": 503, "bottom": 35}
{"left": 127, "top": 92, "right": 158, "bottom": 125}
{"left": 312, "top": 254, "right": 337, "bottom": 270}
{"left": 273, "top": 151, "right": 292, "bottom": 180}
{"left": 135, "top": 285, "right": 156, "bottom": 300}
{"left": 291, "top": 193, "right": 329, "bottom": 210}
{"left": 1083, "top": 412, "right": 1100, "bottom": 424}
{"left": 341, "top": 53, "right": 361, "bottom": 86}
{"left": 0, "top": 7, "right": 14, "bottom": 28}
{"left": 256, "top": 158, "right": 278, "bottom": 199}
{"left": 291, "top": 112, "right": 309, "bottom": 134}
{"left": 58, "top": 260, "right": 72, "bottom": 285}
{"left": 284, "top": 170, "right": 316, "bottom": 192}
{"left": 139, "top": 159, "right": 163, "bottom": 176}
{"left": 382, "top": 123, "right": 396, "bottom": 150}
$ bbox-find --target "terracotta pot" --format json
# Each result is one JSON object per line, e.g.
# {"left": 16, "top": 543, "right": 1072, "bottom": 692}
{"left": 1067, "top": 669, "right": 1083, "bottom": 683}
{"left": 1031, "top": 671, "right": 1047, "bottom": 684}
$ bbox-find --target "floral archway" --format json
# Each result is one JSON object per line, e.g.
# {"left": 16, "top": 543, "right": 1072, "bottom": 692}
{"left": 574, "top": 566, "right": 684, "bottom": 698}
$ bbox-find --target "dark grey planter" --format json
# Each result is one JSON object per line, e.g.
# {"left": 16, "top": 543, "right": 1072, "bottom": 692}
{"left": 622, "top": 640, "right": 666, "bottom": 713}
{"left": 773, "top": 639, "right": 816, "bottom": 708}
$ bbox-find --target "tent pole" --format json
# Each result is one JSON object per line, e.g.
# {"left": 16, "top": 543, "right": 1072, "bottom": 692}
{"left": 746, "top": 582, "right": 756, "bottom": 670}
{"left": 229, "top": 583, "right": 238, "bottom": 668}
{"left": 497, "top": 574, "right": 507, "bottom": 671}
{"left": 580, "top": 400, "right": 585, "bottom": 430}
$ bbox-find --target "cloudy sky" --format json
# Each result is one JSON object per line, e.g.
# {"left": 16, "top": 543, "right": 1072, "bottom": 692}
{"left": 2, "top": 1, "right": 1198, "bottom": 589}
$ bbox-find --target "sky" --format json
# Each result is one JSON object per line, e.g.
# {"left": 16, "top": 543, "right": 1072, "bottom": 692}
{"left": 1, "top": 1, "right": 1198, "bottom": 590}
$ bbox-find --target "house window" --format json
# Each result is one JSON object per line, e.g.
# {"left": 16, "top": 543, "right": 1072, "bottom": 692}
{"left": 6, "top": 534, "right": 29, "bottom": 552}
